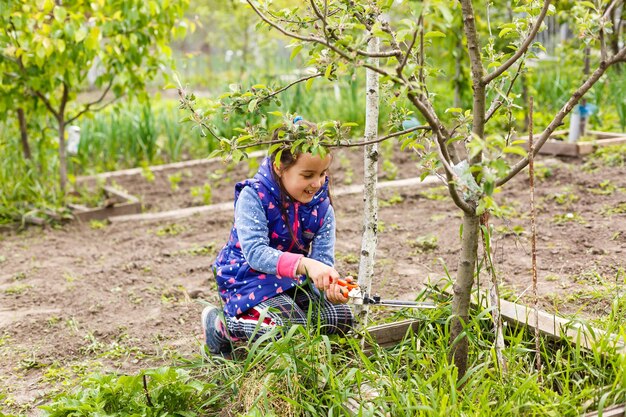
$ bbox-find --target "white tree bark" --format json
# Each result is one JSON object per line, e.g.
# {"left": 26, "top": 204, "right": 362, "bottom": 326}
{"left": 355, "top": 35, "right": 380, "bottom": 327}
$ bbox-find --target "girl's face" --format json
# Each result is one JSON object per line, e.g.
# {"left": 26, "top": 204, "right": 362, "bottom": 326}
{"left": 274, "top": 153, "right": 332, "bottom": 203}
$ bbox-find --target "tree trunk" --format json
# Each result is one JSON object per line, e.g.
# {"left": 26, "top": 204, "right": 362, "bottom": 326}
{"left": 355, "top": 35, "right": 380, "bottom": 327}
{"left": 449, "top": 211, "right": 479, "bottom": 379}
{"left": 58, "top": 116, "right": 67, "bottom": 196}
{"left": 17, "top": 108, "right": 31, "bottom": 160}
{"left": 57, "top": 83, "right": 69, "bottom": 197}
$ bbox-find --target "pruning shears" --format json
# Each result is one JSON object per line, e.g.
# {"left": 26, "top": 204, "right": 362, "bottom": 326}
{"left": 336, "top": 278, "right": 437, "bottom": 309}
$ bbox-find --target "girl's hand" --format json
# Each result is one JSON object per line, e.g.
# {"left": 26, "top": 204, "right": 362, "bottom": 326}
{"left": 326, "top": 279, "right": 351, "bottom": 304}
{"left": 297, "top": 257, "right": 339, "bottom": 293}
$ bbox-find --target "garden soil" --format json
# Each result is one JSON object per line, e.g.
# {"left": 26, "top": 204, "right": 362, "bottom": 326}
{"left": 1, "top": 148, "right": 625, "bottom": 414}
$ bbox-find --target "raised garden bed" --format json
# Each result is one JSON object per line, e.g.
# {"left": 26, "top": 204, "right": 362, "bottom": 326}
{"left": 521, "top": 129, "right": 626, "bottom": 157}
{"left": 68, "top": 185, "right": 141, "bottom": 222}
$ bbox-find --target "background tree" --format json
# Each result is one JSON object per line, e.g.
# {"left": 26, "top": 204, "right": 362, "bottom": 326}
{"left": 0, "top": 0, "right": 189, "bottom": 195}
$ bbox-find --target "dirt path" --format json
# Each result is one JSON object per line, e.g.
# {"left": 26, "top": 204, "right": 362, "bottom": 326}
{"left": 1, "top": 153, "right": 625, "bottom": 415}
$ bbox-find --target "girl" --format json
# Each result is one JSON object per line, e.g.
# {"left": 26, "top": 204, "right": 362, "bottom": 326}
{"left": 202, "top": 118, "right": 354, "bottom": 356}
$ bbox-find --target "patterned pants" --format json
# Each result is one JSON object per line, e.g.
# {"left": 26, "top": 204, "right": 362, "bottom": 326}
{"left": 223, "top": 286, "right": 354, "bottom": 342}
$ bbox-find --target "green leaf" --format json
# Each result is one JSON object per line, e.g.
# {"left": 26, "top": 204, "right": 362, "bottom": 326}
{"left": 53, "top": 6, "right": 67, "bottom": 22}
{"left": 268, "top": 111, "right": 283, "bottom": 117}
{"left": 232, "top": 149, "right": 244, "bottom": 163}
{"left": 305, "top": 77, "right": 314, "bottom": 91}
{"left": 85, "top": 28, "right": 100, "bottom": 50}
{"left": 424, "top": 31, "right": 446, "bottom": 39}
{"left": 439, "top": 5, "right": 453, "bottom": 23}
{"left": 236, "top": 134, "right": 254, "bottom": 143}
{"left": 579, "top": 1, "right": 596, "bottom": 9}
{"left": 498, "top": 27, "right": 513, "bottom": 38}
{"left": 324, "top": 64, "right": 333, "bottom": 79}
{"left": 75, "top": 27, "right": 88, "bottom": 43}
{"left": 483, "top": 180, "right": 494, "bottom": 196}
{"left": 56, "top": 39, "right": 66, "bottom": 53}
{"left": 445, "top": 107, "right": 462, "bottom": 114}
{"left": 503, "top": 146, "right": 527, "bottom": 157}
{"left": 251, "top": 84, "right": 267, "bottom": 90}
{"left": 248, "top": 99, "right": 258, "bottom": 112}
{"left": 290, "top": 44, "right": 303, "bottom": 61}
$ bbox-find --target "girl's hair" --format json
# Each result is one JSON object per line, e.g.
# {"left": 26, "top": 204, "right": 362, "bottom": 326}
{"left": 269, "top": 119, "right": 333, "bottom": 252}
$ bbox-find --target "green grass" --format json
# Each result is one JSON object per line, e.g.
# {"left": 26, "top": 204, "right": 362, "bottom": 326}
{"left": 34, "top": 295, "right": 626, "bottom": 417}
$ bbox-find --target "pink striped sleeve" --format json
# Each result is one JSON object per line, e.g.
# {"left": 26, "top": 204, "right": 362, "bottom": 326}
{"left": 277, "top": 252, "right": 304, "bottom": 279}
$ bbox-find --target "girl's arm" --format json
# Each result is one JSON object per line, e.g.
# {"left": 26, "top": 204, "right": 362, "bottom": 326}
{"left": 237, "top": 188, "right": 347, "bottom": 303}
{"left": 300, "top": 206, "right": 349, "bottom": 304}
{"left": 235, "top": 186, "right": 284, "bottom": 275}
{"left": 308, "top": 205, "right": 336, "bottom": 267}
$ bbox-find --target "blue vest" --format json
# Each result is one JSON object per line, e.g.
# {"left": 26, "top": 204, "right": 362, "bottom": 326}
{"left": 213, "top": 157, "right": 331, "bottom": 317}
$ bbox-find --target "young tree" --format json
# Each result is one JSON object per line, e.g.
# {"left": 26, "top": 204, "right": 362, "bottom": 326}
{"left": 183, "top": 0, "right": 625, "bottom": 379}
{"left": 0, "top": 0, "right": 189, "bottom": 195}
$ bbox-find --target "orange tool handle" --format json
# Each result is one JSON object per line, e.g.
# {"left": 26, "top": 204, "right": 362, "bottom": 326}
{"left": 337, "top": 278, "right": 359, "bottom": 298}
{"left": 337, "top": 278, "right": 359, "bottom": 290}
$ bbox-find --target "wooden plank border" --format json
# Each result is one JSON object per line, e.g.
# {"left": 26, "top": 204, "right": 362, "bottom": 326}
{"left": 518, "top": 130, "right": 626, "bottom": 157}
{"left": 71, "top": 186, "right": 141, "bottom": 222}
{"left": 583, "top": 404, "right": 626, "bottom": 417}
{"left": 498, "top": 297, "right": 625, "bottom": 352}
{"left": 427, "top": 277, "right": 626, "bottom": 353}
{"left": 365, "top": 319, "right": 422, "bottom": 349}
{"left": 75, "top": 150, "right": 267, "bottom": 184}
{"left": 109, "top": 175, "right": 440, "bottom": 223}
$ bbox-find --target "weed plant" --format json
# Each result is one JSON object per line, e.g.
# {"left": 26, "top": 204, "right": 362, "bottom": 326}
{"left": 0, "top": 121, "right": 64, "bottom": 225}
{"left": 37, "top": 295, "right": 626, "bottom": 417}
{"left": 74, "top": 99, "right": 217, "bottom": 174}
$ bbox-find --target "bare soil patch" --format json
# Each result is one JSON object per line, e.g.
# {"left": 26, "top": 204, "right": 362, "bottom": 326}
{"left": 89, "top": 147, "right": 420, "bottom": 213}
{"left": 1, "top": 149, "right": 625, "bottom": 414}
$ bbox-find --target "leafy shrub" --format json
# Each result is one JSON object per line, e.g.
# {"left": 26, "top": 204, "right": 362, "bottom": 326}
{"left": 40, "top": 367, "right": 212, "bottom": 417}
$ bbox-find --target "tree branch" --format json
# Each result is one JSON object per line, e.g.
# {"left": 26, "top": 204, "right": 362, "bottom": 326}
{"left": 461, "top": 0, "right": 485, "bottom": 87}
{"left": 246, "top": 0, "right": 399, "bottom": 61}
{"left": 482, "top": 0, "right": 551, "bottom": 85}
{"left": 406, "top": 92, "right": 472, "bottom": 214}
{"left": 497, "top": 45, "right": 626, "bottom": 187}
{"left": 461, "top": 0, "right": 486, "bottom": 164}
{"left": 246, "top": 0, "right": 351, "bottom": 60}
{"left": 340, "top": 124, "right": 431, "bottom": 148}
{"left": 59, "top": 82, "right": 69, "bottom": 121}
{"left": 362, "top": 63, "right": 396, "bottom": 80}
{"left": 397, "top": 27, "right": 419, "bottom": 76}
{"left": 32, "top": 89, "right": 60, "bottom": 119}
{"left": 258, "top": 72, "right": 323, "bottom": 105}
{"left": 66, "top": 79, "right": 114, "bottom": 125}
{"left": 485, "top": 59, "right": 525, "bottom": 122}
{"left": 379, "top": 20, "right": 404, "bottom": 59}
{"left": 178, "top": 89, "right": 221, "bottom": 141}
{"left": 602, "top": 0, "right": 622, "bottom": 19}
{"left": 418, "top": 14, "right": 425, "bottom": 100}
{"left": 600, "top": 0, "right": 622, "bottom": 61}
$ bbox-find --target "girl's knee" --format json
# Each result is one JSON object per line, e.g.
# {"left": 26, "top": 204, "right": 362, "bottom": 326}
{"left": 323, "top": 304, "right": 354, "bottom": 333}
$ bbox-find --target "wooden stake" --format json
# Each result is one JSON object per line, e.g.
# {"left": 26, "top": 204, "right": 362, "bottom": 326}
{"left": 528, "top": 96, "right": 542, "bottom": 378}
{"left": 480, "top": 212, "right": 508, "bottom": 373}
